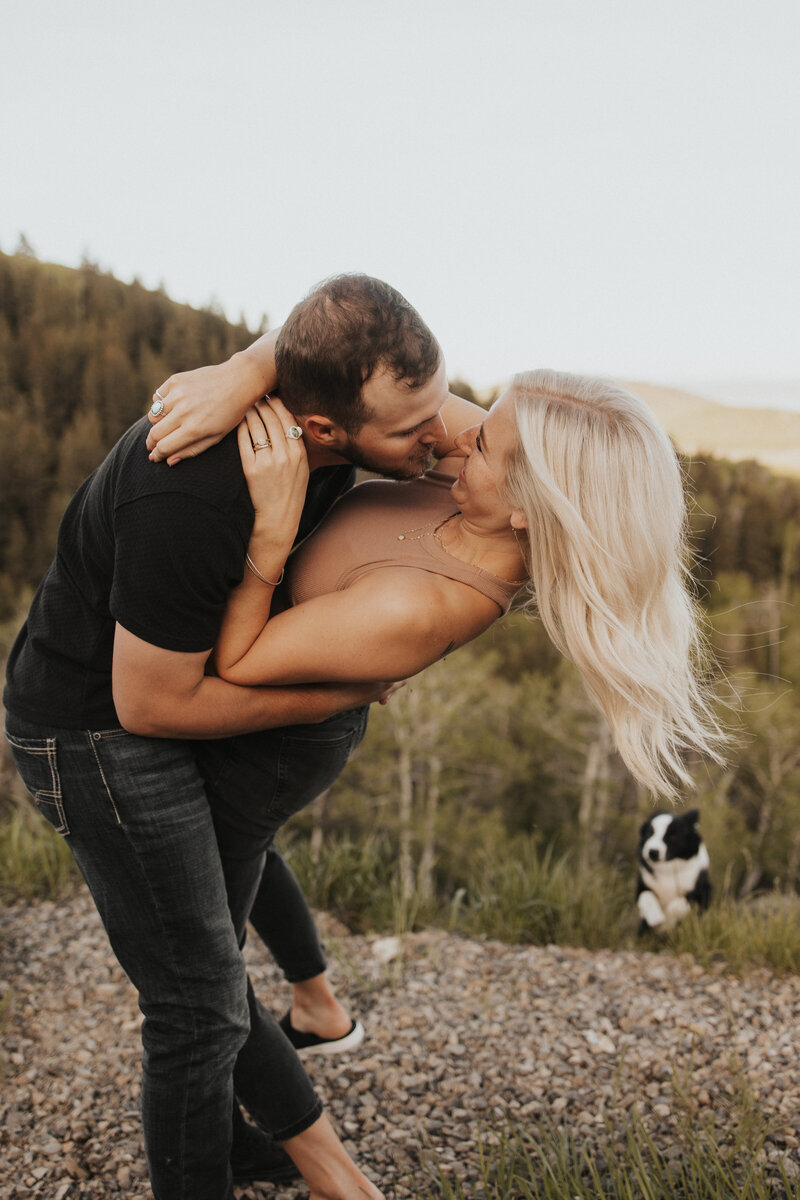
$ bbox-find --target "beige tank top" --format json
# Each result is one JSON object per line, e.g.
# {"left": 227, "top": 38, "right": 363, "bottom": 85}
{"left": 285, "top": 470, "right": 522, "bottom": 613}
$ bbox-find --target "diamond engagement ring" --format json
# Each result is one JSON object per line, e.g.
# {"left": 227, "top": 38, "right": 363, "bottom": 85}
{"left": 253, "top": 438, "right": 271, "bottom": 451}
{"left": 285, "top": 426, "right": 303, "bottom": 440}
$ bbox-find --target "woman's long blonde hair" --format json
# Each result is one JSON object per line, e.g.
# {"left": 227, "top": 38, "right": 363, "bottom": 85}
{"left": 504, "top": 369, "right": 726, "bottom": 799}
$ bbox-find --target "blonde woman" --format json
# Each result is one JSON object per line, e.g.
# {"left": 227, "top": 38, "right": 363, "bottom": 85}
{"left": 205, "top": 373, "right": 723, "bottom": 811}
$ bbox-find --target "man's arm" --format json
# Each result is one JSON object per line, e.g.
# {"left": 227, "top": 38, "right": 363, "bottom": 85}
{"left": 146, "top": 330, "right": 280, "bottom": 464}
{"left": 112, "top": 625, "right": 391, "bottom": 738}
{"left": 434, "top": 392, "right": 488, "bottom": 461}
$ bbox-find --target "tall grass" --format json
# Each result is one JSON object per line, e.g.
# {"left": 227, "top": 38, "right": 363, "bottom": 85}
{"left": 452, "top": 839, "right": 634, "bottom": 949}
{"left": 284, "top": 832, "right": 800, "bottom": 976}
{"left": 663, "top": 896, "right": 800, "bottom": 975}
{"left": 284, "top": 834, "right": 413, "bottom": 933}
{"left": 2, "top": 808, "right": 800, "bottom": 977}
{"left": 416, "top": 1071, "right": 799, "bottom": 1199}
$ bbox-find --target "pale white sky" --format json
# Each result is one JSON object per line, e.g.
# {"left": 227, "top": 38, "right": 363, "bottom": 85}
{"left": 2, "top": 0, "right": 798, "bottom": 405}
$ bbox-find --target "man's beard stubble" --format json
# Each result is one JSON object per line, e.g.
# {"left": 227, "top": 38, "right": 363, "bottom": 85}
{"left": 340, "top": 440, "right": 436, "bottom": 482}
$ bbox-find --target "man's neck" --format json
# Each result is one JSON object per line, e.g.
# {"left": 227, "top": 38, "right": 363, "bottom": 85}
{"left": 306, "top": 444, "right": 349, "bottom": 471}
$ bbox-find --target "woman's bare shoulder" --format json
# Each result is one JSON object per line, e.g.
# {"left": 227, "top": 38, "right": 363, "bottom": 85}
{"left": 348, "top": 567, "right": 500, "bottom": 638}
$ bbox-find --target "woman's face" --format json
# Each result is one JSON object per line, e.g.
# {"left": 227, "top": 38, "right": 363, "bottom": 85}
{"left": 450, "top": 389, "right": 519, "bottom": 528}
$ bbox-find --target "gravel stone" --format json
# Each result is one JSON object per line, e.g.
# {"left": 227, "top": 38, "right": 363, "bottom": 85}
{"left": 1, "top": 892, "right": 799, "bottom": 1198}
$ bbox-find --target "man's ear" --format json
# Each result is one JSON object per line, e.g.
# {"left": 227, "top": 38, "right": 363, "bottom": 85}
{"left": 510, "top": 509, "right": 528, "bottom": 531}
{"left": 302, "top": 415, "right": 345, "bottom": 449}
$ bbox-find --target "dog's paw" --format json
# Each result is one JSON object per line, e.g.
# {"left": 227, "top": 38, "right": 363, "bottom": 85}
{"left": 665, "top": 897, "right": 692, "bottom": 927}
{"left": 637, "top": 890, "right": 666, "bottom": 930}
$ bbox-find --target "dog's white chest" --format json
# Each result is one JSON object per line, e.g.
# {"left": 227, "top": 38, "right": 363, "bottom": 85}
{"left": 641, "top": 845, "right": 709, "bottom": 906}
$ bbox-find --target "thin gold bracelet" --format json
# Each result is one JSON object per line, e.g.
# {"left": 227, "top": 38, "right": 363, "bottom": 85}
{"left": 245, "top": 555, "right": 285, "bottom": 587}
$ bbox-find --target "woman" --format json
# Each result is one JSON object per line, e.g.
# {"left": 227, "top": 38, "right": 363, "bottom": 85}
{"left": 201, "top": 370, "right": 724, "bottom": 997}
{"left": 212, "top": 372, "right": 723, "bottom": 800}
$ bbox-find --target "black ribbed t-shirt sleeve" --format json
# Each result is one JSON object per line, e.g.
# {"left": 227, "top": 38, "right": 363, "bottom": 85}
{"left": 110, "top": 492, "right": 250, "bottom": 652}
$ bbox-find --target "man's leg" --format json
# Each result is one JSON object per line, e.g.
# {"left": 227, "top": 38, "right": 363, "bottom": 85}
{"left": 5, "top": 718, "right": 318, "bottom": 1199}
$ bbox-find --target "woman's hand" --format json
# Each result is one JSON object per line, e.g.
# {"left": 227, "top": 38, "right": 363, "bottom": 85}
{"left": 238, "top": 396, "right": 309, "bottom": 566}
{"left": 212, "top": 396, "right": 308, "bottom": 675}
{"left": 146, "top": 331, "right": 279, "bottom": 464}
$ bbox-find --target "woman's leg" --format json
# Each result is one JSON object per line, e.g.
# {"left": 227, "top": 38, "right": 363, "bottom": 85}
{"left": 249, "top": 844, "right": 327, "bottom": 979}
{"left": 251, "top": 847, "right": 354, "bottom": 1043}
{"left": 284, "top": 1115, "right": 384, "bottom": 1200}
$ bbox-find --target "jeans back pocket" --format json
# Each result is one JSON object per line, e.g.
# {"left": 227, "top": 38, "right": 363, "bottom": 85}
{"left": 5, "top": 731, "right": 69, "bottom": 836}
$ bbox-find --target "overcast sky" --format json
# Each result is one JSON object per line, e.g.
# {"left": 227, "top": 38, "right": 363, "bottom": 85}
{"left": 2, "top": 0, "right": 798, "bottom": 406}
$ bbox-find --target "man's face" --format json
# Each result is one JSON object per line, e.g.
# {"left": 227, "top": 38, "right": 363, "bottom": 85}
{"left": 339, "top": 360, "right": 449, "bottom": 480}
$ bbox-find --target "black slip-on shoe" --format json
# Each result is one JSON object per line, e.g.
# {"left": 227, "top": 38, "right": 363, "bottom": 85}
{"left": 279, "top": 1011, "right": 365, "bottom": 1057}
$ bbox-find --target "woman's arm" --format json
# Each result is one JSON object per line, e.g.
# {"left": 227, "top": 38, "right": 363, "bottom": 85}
{"left": 213, "top": 397, "right": 310, "bottom": 670}
{"left": 215, "top": 568, "right": 501, "bottom": 686}
{"left": 146, "top": 329, "right": 280, "bottom": 464}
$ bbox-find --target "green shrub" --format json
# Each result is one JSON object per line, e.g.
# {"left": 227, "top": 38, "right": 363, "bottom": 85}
{"left": 283, "top": 833, "right": 404, "bottom": 933}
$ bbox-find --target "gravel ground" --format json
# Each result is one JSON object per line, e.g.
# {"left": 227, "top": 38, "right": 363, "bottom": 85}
{"left": 1, "top": 890, "right": 799, "bottom": 1200}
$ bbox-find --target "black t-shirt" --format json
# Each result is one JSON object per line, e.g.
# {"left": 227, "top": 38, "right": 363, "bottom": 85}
{"left": 4, "top": 417, "right": 354, "bottom": 728}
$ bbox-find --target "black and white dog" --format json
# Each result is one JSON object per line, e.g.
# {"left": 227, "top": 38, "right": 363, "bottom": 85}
{"left": 636, "top": 808, "right": 711, "bottom": 934}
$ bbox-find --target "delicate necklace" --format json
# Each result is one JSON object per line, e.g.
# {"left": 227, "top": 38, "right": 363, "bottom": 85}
{"left": 396, "top": 513, "right": 456, "bottom": 542}
{"left": 397, "top": 513, "right": 527, "bottom": 587}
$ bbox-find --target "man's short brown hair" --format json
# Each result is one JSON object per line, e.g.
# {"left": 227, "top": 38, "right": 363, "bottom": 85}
{"left": 274, "top": 274, "right": 441, "bottom": 434}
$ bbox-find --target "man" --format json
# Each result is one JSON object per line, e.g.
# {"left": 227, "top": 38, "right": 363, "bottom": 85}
{"left": 5, "top": 274, "right": 477, "bottom": 1200}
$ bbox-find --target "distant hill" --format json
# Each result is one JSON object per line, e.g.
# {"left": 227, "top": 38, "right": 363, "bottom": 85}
{"left": 473, "top": 378, "right": 800, "bottom": 477}
{"left": 616, "top": 381, "right": 800, "bottom": 477}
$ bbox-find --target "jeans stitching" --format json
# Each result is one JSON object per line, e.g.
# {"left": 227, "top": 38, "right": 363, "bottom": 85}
{"left": 270, "top": 733, "right": 355, "bottom": 825}
{"left": 85, "top": 732, "right": 123, "bottom": 825}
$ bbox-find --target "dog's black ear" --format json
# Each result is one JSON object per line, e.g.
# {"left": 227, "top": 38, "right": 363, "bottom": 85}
{"left": 684, "top": 808, "right": 700, "bottom": 824}
{"left": 639, "top": 819, "right": 652, "bottom": 837}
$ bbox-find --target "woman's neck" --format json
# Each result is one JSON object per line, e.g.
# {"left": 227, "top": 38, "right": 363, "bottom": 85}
{"left": 437, "top": 513, "right": 528, "bottom": 584}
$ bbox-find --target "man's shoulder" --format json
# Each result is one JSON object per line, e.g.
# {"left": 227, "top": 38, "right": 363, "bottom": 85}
{"left": 109, "top": 420, "right": 248, "bottom": 518}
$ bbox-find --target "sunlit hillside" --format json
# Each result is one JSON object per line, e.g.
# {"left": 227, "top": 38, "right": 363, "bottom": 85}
{"left": 617, "top": 380, "right": 800, "bottom": 477}
{"left": 475, "top": 378, "right": 800, "bottom": 476}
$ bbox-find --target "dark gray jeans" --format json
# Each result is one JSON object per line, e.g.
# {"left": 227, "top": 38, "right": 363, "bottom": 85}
{"left": 5, "top": 714, "right": 346, "bottom": 1200}
{"left": 196, "top": 705, "right": 369, "bottom": 973}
